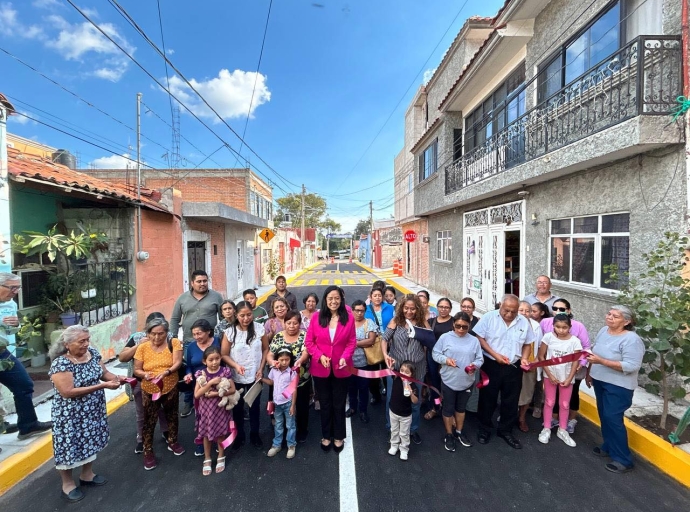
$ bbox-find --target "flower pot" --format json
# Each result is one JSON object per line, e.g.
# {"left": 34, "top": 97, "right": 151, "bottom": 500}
{"left": 30, "top": 353, "right": 47, "bottom": 368}
{"left": 60, "top": 312, "right": 79, "bottom": 327}
{"left": 15, "top": 346, "right": 27, "bottom": 358}
{"left": 81, "top": 288, "right": 97, "bottom": 299}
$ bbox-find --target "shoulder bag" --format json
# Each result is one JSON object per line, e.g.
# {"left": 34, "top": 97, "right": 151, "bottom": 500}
{"left": 364, "top": 306, "right": 385, "bottom": 365}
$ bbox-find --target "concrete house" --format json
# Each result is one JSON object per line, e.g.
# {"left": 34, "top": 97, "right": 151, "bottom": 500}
{"left": 406, "top": 0, "right": 682, "bottom": 331}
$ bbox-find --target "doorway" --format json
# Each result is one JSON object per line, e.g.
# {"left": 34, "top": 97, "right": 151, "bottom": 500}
{"left": 187, "top": 241, "right": 206, "bottom": 278}
{"left": 504, "top": 231, "right": 520, "bottom": 296}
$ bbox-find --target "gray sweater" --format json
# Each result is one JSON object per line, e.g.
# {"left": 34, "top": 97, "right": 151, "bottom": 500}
{"left": 589, "top": 327, "right": 644, "bottom": 390}
{"left": 169, "top": 290, "right": 224, "bottom": 341}
{"left": 432, "top": 331, "right": 484, "bottom": 391}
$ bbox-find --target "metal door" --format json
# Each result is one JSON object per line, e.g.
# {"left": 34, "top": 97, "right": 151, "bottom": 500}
{"left": 187, "top": 241, "right": 206, "bottom": 279}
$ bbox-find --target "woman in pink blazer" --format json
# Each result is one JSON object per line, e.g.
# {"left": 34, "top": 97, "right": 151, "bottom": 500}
{"left": 305, "top": 285, "right": 356, "bottom": 453}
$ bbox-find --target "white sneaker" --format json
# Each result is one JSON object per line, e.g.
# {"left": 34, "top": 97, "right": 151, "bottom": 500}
{"left": 538, "top": 428, "right": 551, "bottom": 444}
{"left": 267, "top": 446, "right": 281, "bottom": 457}
{"left": 399, "top": 450, "right": 408, "bottom": 461}
{"left": 388, "top": 446, "right": 398, "bottom": 456}
{"left": 567, "top": 419, "right": 577, "bottom": 434}
{"left": 557, "top": 428, "right": 576, "bottom": 447}
{"left": 286, "top": 446, "right": 296, "bottom": 459}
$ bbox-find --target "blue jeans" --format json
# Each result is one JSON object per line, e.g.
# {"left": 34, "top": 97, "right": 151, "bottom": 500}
{"left": 593, "top": 379, "right": 635, "bottom": 468}
{"left": 272, "top": 401, "right": 296, "bottom": 448}
{"left": 426, "top": 351, "right": 441, "bottom": 411}
{"left": 0, "top": 350, "right": 38, "bottom": 433}
{"left": 385, "top": 376, "right": 421, "bottom": 433}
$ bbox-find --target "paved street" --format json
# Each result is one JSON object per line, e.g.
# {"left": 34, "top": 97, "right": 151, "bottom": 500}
{"left": 2, "top": 262, "right": 689, "bottom": 511}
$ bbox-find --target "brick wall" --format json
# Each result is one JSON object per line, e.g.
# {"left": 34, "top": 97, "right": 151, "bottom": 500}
{"left": 147, "top": 177, "right": 248, "bottom": 211}
{"left": 184, "top": 219, "right": 227, "bottom": 297}
{"left": 137, "top": 209, "right": 184, "bottom": 329}
{"left": 402, "top": 219, "right": 429, "bottom": 286}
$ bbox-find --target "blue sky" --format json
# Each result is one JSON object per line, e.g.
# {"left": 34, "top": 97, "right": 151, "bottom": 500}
{"left": 1, "top": 0, "right": 503, "bottom": 230}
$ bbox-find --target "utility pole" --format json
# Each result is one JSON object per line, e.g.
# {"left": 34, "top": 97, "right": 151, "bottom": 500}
{"left": 369, "top": 200, "right": 373, "bottom": 266}
{"left": 301, "top": 184, "right": 306, "bottom": 269}
{"left": 135, "top": 93, "right": 145, "bottom": 261}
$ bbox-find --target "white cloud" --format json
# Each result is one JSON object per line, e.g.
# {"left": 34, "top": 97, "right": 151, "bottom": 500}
{"left": 167, "top": 69, "right": 271, "bottom": 121}
{"left": 166, "top": 48, "right": 174, "bottom": 55}
{"left": 90, "top": 153, "right": 136, "bottom": 169}
{"left": 32, "top": 0, "right": 60, "bottom": 8}
{"left": 0, "top": 3, "right": 44, "bottom": 39}
{"left": 9, "top": 112, "right": 36, "bottom": 125}
{"left": 45, "top": 15, "right": 134, "bottom": 81}
{"left": 423, "top": 67, "right": 437, "bottom": 85}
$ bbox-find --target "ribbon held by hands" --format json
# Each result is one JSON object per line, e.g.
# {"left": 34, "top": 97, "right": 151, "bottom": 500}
{"left": 219, "top": 419, "right": 238, "bottom": 450}
{"left": 346, "top": 366, "right": 444, "bottom": 405}
{"left": 465, "top": 365, "right": 490, "bottom": 389}
{"left": 150, "top": 376, "right": 164, "bottom": 401}
{"left": 123, "top": 377, "right": 138, "bottom": 388}
{"left": 520, "top": 350, "right": 590, "bottom": 371}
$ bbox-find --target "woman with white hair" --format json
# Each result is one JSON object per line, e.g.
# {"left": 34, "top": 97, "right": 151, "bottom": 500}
{"left": 49, "top": 325, "right": 124, "bottom": 503}
{"left": 586, "top": 305, "right": 644, "bottom": 474}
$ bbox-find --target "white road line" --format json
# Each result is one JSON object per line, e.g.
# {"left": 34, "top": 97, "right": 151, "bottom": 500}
{"left": 339, "top": 416, "right": 359, "bottom": 512}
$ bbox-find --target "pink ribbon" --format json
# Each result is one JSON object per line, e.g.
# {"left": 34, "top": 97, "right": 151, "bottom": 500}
{"left": 281, "top": 368, "right": 300, "bottom": 399}
{"left": 266, "top": 401, "right": 275, "bottom": 415}
{"left": 219, "top": 419, "right": 238, "bottom": 450}
{"left": 520, "top": 350, "right": 590, "bottom": 371}
{"left": 150, "top": 376, "right": 164, "bottom": 401}
{"left": 465, "top": 365, "right": 490, "bottom": 389}
{"left": 123, "top": 377, "right": 137, "bottom": 388}
{"left": 346, "top": 366, "right": 443, "bottom": 405}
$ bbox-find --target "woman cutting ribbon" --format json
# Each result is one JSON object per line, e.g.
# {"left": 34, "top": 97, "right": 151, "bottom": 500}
{"left": 305, "top": 286, "right": 356, "bottom": 453}
{"left": 381, "top": 294, "right": 429, "bottom": 446}
{"left": 133, "top": 318, "right": 185, "bottom": 471}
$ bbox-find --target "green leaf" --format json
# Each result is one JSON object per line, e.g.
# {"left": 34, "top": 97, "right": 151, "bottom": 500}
{"left": 651, "top": 340, "right": 672, "bottom": 352}
{"left": 644, "top": 383, "right": 660, "bottom": 395}
{"left": 648, "top": 370, "right": 663, "bottom": 382}
{"left": 670, "top": 387, "right": 687, "bottom": 400}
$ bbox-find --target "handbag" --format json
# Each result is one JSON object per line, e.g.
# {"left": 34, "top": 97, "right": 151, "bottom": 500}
{"left": 405, "top": 319, "right": 437, "bottom": 350}
{"left": 364, "top": 305, "right": 385, "bottom": 365}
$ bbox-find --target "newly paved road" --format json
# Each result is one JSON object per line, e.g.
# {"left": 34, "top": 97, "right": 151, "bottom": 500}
{"left": 2, "top": 262, "right": 688, "bottom": 511}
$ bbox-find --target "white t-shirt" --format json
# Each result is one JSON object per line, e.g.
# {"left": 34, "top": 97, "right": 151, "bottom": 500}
{"left": 226, "top": 322, "right": 266, "bottom": 385}
{"left": 541, "top": 332, "right": 582, "bottom": 382}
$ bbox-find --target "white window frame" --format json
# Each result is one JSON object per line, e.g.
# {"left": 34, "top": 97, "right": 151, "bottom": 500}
{"left": 548, "top": 212, "right": 629, "bottom": 291}
{"left": 436, "top": 230, "right": 452, "bottom": 262}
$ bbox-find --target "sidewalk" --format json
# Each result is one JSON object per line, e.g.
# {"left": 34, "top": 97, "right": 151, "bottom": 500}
{"left": 360, "top": 262, "right": 690, "bottom": 487}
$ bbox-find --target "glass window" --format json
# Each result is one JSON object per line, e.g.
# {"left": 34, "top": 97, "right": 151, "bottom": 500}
{"left": 422, "top": 140, "right": 438, "bottom": 180}
{"left": 436, "top": 230, "right": 452, "bottom": 262}
{"left": 549, "top": 213, "right": 629, "bottom": 290}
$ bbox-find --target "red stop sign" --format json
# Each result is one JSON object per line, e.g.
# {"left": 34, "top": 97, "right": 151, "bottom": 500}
{"left": 404, "top": 230, "right": 417, "bottom": 242}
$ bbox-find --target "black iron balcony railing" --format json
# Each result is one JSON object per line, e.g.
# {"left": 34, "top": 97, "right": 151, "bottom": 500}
{"left": 71, "top": 259, "right": 133, "bottom": 327}
{"left": 445, "top": 36, "right": 682, "bottom": 194}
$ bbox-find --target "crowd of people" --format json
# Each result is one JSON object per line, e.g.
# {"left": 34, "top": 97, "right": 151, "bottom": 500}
{"left": 0, "top": 270, "right": 646, "bottom": 502}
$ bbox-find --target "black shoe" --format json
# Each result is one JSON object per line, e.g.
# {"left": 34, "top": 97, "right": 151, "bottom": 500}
{"left": 161, "top": 431, "right": 169, "bottom": 443}
{"left": 250, "top": 433, "right": 263, "bottom": 449}
{"left": 497, "top": 432, "right": 522, "bottom": 449}
{"left": 333, "top": 441, "right": 344, "bottom": 453}
{"left": 457, "top": 431, "right": 472, "bottom": 447}
{"left": 444, "top": 434, "right": 456, "bottom": 452}
{"left": 134, "top": 441, "right": 144, "bottom": 454}
{"left": 297, "top": 431, "right": 308, "bottom": 444}
{"left": 61, "top": 488, "right": 85, "bottom": 503}
{"left": 17, "top": 421, "right": 52, "bottom": 440}
{"left": 345, "top": 408, "right": 356, "bottom": 418}
{"left": 477, "top": 430, "right": 491, "bottom": 444}
{"left": 3, "top": 422, "right": 18, "bottom": 434}
{"left": 410, "top": 431, "right": 422, "bottom": 445}
{"left": 180, "top": 402, "right": 193, "bottom": 418}
{"left": 79, "top": 474, "right": 107, "bottom": 487}
{"left": 592, "top": 446, "right": 609, "bottom": 457}
{"left": 359, "top": 412, "right": 369, "bottom": 424}
{"left": 321, "top": 440, "right": 332, "bottom": 452}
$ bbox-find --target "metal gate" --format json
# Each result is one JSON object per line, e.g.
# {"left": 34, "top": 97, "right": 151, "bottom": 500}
{"left": 187, "top": 241, "right": 206, "bottom": 278}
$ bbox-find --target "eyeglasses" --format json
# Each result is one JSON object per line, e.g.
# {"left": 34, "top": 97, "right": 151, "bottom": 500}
{"left": 453, "top": 324, "right": 470, "bottom": 330}
{"left": 0, "top": 284, "right": 21, "bottom": 292}
{"left": 552, "top": 307, "right": 568, "bottom": 312}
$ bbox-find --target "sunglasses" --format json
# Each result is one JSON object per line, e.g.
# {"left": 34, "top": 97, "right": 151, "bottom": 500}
{"left": 552, "top": 307, "right": 568, "bottom": 312}
{"left": 453, "top": 324, "right": 470, "bottom": 330}
{"left": 0, "top": 284, "right": 21, "bottom": 292}
{"left": 353, "top": 309, "right": 365, "bottom": 313}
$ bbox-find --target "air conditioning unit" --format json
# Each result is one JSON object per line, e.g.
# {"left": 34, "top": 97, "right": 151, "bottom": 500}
{"left": 14, "top": 268, "right": 51, "bottom": 309}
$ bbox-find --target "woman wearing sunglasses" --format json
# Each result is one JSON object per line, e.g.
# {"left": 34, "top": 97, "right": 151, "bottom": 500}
{"left": 539, "top": 298, "right": 591, "bottom": 434}
{"left": 432, "top": 312, "right": 483, "bottom": 452}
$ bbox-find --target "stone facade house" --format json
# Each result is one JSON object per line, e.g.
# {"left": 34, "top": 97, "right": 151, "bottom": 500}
{"left": 403, "top": 0, "right": 682, "bottom": 333}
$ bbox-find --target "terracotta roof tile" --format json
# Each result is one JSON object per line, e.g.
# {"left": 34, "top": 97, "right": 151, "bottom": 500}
{"left": 7, "top": 147, "right": 168, "bottom": 212}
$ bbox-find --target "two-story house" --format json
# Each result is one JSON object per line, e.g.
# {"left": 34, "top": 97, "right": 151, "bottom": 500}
{"left": 409, "top": 0, "right": 681, "bottom": 330}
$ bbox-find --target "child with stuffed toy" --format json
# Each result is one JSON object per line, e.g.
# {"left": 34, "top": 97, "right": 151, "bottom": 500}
{"left": 195, "top": 346, "right": 235, "bottom": 475}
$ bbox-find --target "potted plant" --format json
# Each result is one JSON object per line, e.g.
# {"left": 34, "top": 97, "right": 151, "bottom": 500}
{"left": 48, "top": 296, "right": 79, "bottom": 327}
{"left": 16, "top": 315, "right": 47, "bottom": 367}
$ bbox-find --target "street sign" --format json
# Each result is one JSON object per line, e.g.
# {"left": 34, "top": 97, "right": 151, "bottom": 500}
{"left": 404, "top": 230, "right": 417, "bottom": 242}
{"left": 259, "top": 228, "right": 275, "bottom": 243}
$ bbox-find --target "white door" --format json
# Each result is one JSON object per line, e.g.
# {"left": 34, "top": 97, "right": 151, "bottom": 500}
{"left": 236, "top": 240, "right": 244, "bottom": 291}
{"left": 463, "top": 227, "right": 490, "bottom": 312}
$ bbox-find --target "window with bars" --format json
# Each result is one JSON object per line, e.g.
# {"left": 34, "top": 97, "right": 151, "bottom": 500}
{"left": 549, "top": 213, "right": 629, "bottom": 290}
{"left": 436, "top": 230, "right": 452, "bottom": 262}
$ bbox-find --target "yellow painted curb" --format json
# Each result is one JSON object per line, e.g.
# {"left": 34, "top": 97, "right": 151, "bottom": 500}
{"left": 0, "top": 392, "right": 131, "bottom": 496}
{"left": 579, "top": 392, "right": 690, "bottom": 488}
{"left": 256, "top": 262, "right": 321, "bottom": 307}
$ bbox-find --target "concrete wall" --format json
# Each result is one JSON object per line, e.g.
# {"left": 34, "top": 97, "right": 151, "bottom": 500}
{"left": 183, "top": 219, "right": 227, "bottom": 297}
{"left": 401, "top": 219, "right": 429, "bottom": 286}
{"left": 224, "top": 225, "right": 258, "bottom": 300}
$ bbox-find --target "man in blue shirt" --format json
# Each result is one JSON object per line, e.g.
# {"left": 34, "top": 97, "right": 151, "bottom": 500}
{"left": 0, "top": 272, "right": 51, "bottom": 445}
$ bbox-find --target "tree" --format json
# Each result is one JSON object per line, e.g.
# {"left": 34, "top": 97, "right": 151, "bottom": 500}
{"left": 274, "top": 193, "right": 327, "bottom": 228}
{"left": 354, "top": 219, "right": 370, "bottom": 239}
{"left": 611, "top": 231, "right": 690, "bottom": 430}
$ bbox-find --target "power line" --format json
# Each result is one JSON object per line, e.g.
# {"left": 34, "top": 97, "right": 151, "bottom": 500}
{"left": 232, "top": 0, "right": 273, "bottom": 168}
{"left": 65, "top": 0, "right": 292, "bottom": 197}
{"left": 105, "top": 0, "right": 299, "bottom": 194}
{"left": 331, "top": 0, "right": 472, "bottom": 194}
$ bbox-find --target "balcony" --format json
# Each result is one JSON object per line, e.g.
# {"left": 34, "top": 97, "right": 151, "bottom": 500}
{"left": 445, "top": 36, "right": 682, "bottom": 195}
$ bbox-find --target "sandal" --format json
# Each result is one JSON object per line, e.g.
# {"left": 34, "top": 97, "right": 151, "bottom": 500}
{"left": 202, "top": 459, "right": 212, "bottom": 476}
{"left": 215, "top": 456, "right": 226, "bottom": 474}
{"left": 518, "top": 420, "right": 529, "bottom": 433}
{"left": 424, "top": 409, "right": 438, "bottom": 420}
